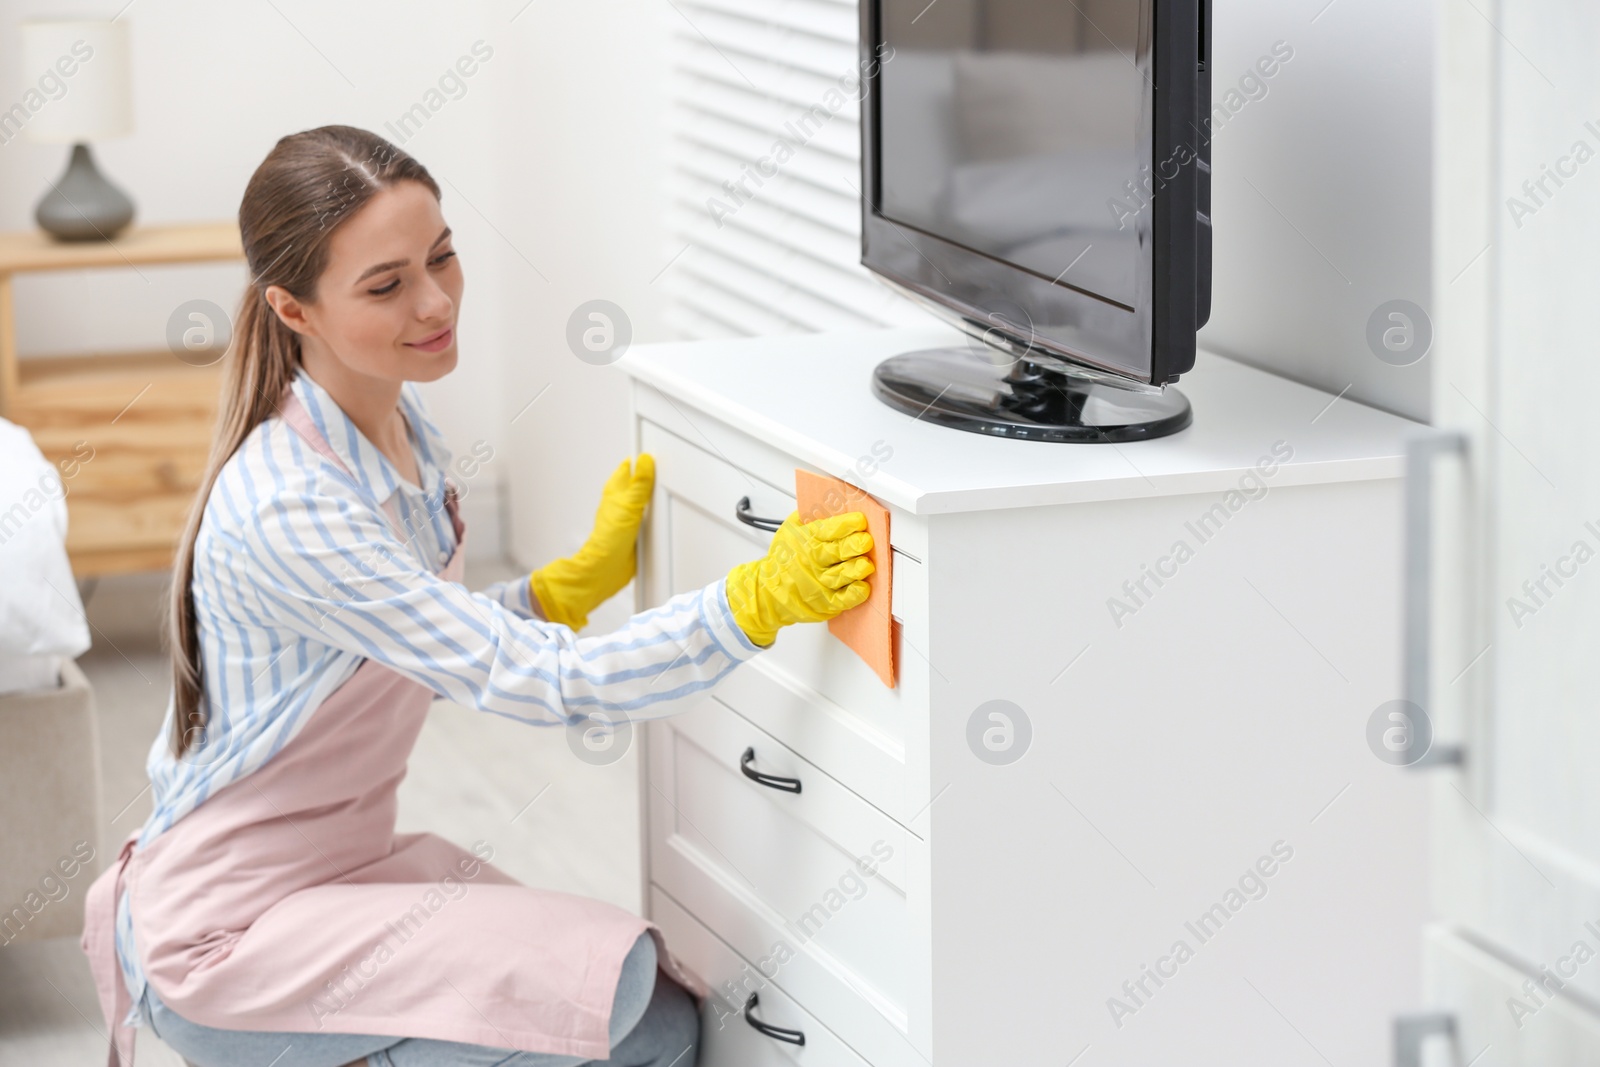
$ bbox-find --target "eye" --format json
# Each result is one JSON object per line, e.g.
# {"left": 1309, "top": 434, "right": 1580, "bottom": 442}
{"left": 366, "top": 250, "right": 455, "bottom": 296}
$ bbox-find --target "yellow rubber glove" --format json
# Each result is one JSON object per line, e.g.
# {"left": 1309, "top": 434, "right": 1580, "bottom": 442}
{"left": 530, "top": 453, "right": 655, "bottom": 629}
{"left": 725, "top": 510, "right": 875, "bottom": 648}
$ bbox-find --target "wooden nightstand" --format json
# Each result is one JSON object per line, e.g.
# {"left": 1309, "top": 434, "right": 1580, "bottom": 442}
{"left": 0, "top": 223, "right": 245, "bottom": 577}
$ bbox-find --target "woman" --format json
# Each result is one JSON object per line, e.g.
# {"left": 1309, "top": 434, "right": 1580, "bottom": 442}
{"left": 79, "top": 125, "right": 875, "bottom": 1067}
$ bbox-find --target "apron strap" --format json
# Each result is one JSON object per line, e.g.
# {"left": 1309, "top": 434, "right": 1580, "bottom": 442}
{"left": 82, "top": 830, "right": 141, "bottom": 1067}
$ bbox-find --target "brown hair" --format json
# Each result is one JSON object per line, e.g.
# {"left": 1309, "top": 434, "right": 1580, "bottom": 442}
{"left": 167, "top": 125, "right": 441, "bottom": 759}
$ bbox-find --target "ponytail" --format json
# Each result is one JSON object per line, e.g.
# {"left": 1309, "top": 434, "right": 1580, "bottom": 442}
{"left": 166, "top": 126, "right": 441, "bottom": 759}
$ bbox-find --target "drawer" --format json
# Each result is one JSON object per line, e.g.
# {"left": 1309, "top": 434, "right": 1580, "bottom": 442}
{"left": 640, "top": 418, "right": 928, "bottom": 825}
{"left": 650, "top": 885, "right": 871, "bottom": 1067}
{"left": 1424, "top": 924, "right": 1600, "bottom": 1065}
{"left": 646, "top": 696, "right": 924, "bottom": 1067}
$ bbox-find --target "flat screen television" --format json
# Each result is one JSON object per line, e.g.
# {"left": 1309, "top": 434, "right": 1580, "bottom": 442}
{"left": 859, "top": 0, "right": 1212, "bottom": 441}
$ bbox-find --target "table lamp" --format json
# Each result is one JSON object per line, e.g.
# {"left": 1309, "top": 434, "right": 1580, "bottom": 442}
{"left": 21, "top": 18, "right": 135, "bottom": 241}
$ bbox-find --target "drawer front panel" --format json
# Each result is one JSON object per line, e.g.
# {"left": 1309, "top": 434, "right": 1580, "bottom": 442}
{"left": 647, "top": 700, "right": 922, "bottom": 1067}
{"left": 649, "top": 698, "right": 910, "bottom": 995}
{"left": 631, "top": 382, "right": 929, "bottom": 562}
{"left": 644, "top": 417, "right": 916, "bottom": 718}
{"left": 640, "top": 417, "right": 927, "bottom": 823}
{"left": 650, "top": 886, "right": 871, "bottom": 1067}
{"left": 1425, "top": 925, "right": 1600, "bottom": 1065}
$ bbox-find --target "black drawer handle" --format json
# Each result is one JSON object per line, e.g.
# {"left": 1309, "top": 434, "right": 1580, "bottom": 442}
{"left": 735, "top": 496, "right": 784, "bottom": 532}
{"left": 744, "top": 992, "right": 805, "bottom": 1046}
{"left": 740, "top": 746, "right": 801, "bottom": 794}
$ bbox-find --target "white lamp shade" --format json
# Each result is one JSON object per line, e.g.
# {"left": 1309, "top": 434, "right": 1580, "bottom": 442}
{"left": 19, "top": 19, "right": 133, "bottom": 143}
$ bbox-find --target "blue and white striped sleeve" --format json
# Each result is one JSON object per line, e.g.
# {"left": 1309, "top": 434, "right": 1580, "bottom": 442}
{"left": 476, "top": 574, "right": 546, "bottom": 621}
{"left": 237, "top": 474, "right": 764, "bottom": 726}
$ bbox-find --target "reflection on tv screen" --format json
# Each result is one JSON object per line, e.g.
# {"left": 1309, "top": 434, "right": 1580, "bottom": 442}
{"left": 878, "top": 1, "right": 1148, "bottom": 309}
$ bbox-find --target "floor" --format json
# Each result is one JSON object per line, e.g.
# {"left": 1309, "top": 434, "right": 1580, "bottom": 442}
{"left": 0, "top": 561, "right": 644, "bottom": 1066}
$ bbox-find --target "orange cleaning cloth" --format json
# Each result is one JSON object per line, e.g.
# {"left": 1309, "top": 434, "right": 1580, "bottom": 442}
{"left": 794, "top": 469, "right": 896, "bottom": 689}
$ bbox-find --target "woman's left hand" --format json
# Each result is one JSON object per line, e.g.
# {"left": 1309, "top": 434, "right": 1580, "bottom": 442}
{"left": 529, "top": 453, "right": 655, "bottom": 629}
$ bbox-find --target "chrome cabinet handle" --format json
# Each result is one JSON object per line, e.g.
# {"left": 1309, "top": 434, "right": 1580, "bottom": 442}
{"left": 735, "top": 496, "right": 784, "bottom": 532}
{"left": 740, "top": 747, "right": 801, "bottom": 793}
{"left": 743, "top": 992, "right": 805, "bottom": 1045}
{"left": 1404, "top": 432, "right": 1468, "bottom": 769}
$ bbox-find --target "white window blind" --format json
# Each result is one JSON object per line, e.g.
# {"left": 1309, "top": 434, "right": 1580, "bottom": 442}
{"left": 661, "top": 0, "right": 923, "bottom": 338}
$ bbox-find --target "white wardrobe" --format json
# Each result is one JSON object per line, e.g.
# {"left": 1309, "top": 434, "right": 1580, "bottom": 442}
{"left": 1415, "top": 0, "right": 1600, "bottom": 1063}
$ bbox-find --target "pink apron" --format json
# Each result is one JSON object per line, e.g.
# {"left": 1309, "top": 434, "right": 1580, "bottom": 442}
{"left": 80, "top": 388, "right": 705, "bottom": 1066}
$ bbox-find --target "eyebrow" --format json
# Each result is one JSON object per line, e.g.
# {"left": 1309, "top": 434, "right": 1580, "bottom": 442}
{"left": 354, "top": 227, "right": 452, "bottom": 285}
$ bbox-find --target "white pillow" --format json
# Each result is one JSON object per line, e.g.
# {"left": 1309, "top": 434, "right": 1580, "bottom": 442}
{"left": 0, "top": 417, "right": 91, "bottom": 660}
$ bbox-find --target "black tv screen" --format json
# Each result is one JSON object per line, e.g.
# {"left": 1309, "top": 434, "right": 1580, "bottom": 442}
{"left": 860, "top": 0, "right": 1210, "bottom": 386}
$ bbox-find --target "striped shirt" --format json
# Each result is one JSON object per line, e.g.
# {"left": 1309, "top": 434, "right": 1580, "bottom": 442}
{"left": 115, "top": 368, "right": 763, "bottom": 1021}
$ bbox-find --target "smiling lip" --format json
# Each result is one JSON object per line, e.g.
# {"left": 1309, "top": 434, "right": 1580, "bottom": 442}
{"left": 407, "top": 326, "right": 454, "bottom": 352}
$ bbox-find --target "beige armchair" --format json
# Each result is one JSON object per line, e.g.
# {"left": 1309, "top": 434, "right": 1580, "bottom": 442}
{"left": 0, "top": 659, "right": 104, "bottom": 946}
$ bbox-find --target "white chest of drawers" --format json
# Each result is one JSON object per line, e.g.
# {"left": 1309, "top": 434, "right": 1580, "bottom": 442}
{"left": 617, "top": 325, "right": 1433, "bottom": 1066}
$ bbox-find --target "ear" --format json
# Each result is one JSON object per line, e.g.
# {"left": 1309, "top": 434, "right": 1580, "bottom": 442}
{"left": 263, "top": 284, "right": 316, "bottom": 339}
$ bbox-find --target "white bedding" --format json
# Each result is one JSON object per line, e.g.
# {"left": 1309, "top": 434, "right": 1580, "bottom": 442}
{"left": 0, "top": 417, "right": 90, "bottom": 695}
{"left": 0, "top": 654, "right": 64, "bottom": 695}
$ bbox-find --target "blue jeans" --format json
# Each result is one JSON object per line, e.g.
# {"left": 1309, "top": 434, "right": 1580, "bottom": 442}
{"left": 136, "top": 931, "right": 700, "bottom": 1067}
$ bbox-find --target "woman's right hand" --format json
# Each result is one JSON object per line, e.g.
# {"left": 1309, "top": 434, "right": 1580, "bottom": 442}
{"left": 725, "top": 511, "right": 875, "bottom": 648}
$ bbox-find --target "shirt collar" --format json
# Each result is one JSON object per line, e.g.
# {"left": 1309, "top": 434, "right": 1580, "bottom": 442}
{"left": 288, "top": 370, "right": 449, "bottom": 508}
{"left": 399, "top": 381, "right": 453, "bottom": 487}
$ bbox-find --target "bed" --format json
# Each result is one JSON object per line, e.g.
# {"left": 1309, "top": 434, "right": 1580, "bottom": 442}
{"left": 0, "top": 415, "right": 103, "bottom": 945}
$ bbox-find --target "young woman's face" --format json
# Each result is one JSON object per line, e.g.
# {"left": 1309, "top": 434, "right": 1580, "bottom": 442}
{"left": 271, "top": 178, "right": 463, "bottom": 384}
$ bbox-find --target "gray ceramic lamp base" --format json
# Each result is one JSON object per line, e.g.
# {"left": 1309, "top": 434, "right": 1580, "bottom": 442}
{"left": 36, "top": 143, "right": 135, "bottom": 241}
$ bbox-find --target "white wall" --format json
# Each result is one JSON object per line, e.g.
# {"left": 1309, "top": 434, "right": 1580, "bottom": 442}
{"left": 632, "top": 0, "right": 1437, "bottom": 426}
{"left": 485, "top": 0, "right": 677, "bottom": 629}
{"left": 0, "top": 0, "right": 686, "bottom": 594}
{"left": 1199, "top": 0, "right": 1436, "bottom": 424}
{"left": 0, "top": 0, "right": 515, "bottom": 556}
{"left": 481, "top": 0, "right": 1441, "bottom": 568}
{"left": 0, "top": 0, "right": 1437, "bottom": 582}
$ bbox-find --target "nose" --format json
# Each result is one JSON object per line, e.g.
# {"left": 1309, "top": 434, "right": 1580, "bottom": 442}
{"left": 414, "top": 272, "right": 455, "bottom": 324}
